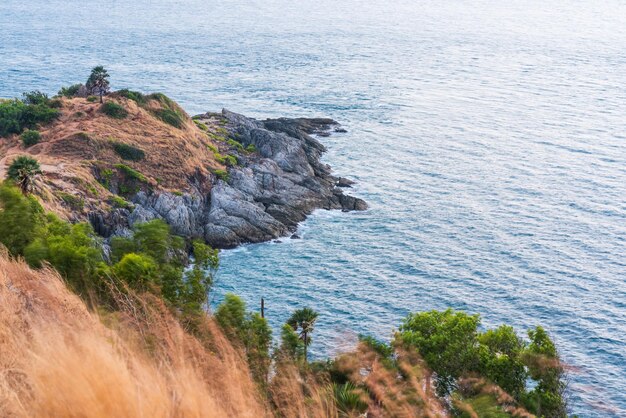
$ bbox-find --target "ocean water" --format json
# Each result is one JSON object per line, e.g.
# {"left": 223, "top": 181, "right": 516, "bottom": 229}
{"left": 1, "top": 0, "right": 625, "bottom": 415}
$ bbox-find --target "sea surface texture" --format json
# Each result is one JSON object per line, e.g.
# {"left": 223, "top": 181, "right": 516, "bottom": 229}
{"left": 1, "top": 0, "right": 624, "bottom": 415}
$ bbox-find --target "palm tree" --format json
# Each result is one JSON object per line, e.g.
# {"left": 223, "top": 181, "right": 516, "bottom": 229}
{"left": 86, "top": 66, "right": 110, "bottom": 103}
{"left": 7, "top": 156, "right": 42, "bottom": 194}
{"left": 287, "top": 307, "right": 319, "bottom": 362}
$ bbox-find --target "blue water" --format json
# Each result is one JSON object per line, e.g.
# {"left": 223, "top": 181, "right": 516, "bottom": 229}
{"left": 1, "top": 1, "right": 625, "bottom": 415}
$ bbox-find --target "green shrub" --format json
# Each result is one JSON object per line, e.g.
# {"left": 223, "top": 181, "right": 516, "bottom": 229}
{"left": 22, "top": 91, "right": 50, "bottom": 106}
{"left": 246, "top": 144, "right": 257, "bottom": 153}
{"left": 214, "top": 153, "right": 238, "bottom": 167}
{"left": 194, "top": 120, "right": 208, "bottom": 131}
{"left": 102, "top": 101, "right": 128, "bottom": 119}
{"left": 117, "top": 89, "right": 146, "bottom": 104}
{"left": 109, "top": 195, "right": 133, "bottom": 209}
{"left": 0, "top": 98, "right": 60, "bottom": 137}
{"left": 115, "top": 164, "right": 148, "bottom": 183}
{"left": 58, "top": 84, "right": 83, "bottom": 98}
{"left": 0, "top": 182, "right": 45, "bottom": 255}
{"left": 21, "top": 129, "right": 41, "bottom": 147}
{"left": 154, "top": 108, "right": 184, "bottom": 128}
{"left": 227, "top": 139, "right": 244, "bottom": 151}
{"left": 111, "top": 141, "right": 145, "bottom": 161}
{"left": 87, "top": 95, "right": 98, "bottom": 103}
{"left": 207, "top": 144, "right": 218, "bottom": 153}
{"left": 212, "top": 169, "right": 229, "bottom": 182}
{"left": 58, "top": 192, "right": 84, "bottom": 211}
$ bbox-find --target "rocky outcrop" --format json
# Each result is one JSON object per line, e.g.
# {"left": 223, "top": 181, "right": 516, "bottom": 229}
{"left": 90, "top": 109, "right": 367, "bottom": 248}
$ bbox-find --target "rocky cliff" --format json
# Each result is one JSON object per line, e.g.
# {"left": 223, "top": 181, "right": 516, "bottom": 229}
{"left": 0, "top": 92, "right": 366, "bottom": 249}
{"left": 94, "top": 109, "right": 367, "bottom": 248}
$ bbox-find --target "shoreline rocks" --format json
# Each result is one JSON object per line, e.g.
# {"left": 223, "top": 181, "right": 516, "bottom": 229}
{"left": 90, "top": 109, "right": 367, "bottom": 249}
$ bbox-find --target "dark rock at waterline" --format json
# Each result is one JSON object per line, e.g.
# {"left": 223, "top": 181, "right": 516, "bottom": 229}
{"left": 290, "top": 233, "right": 300, "bottom": 239}
{"left": 334, "top": 127, "right": 348, "bottom": 133}
{"left": 91, "top": 109, "right": 366, "bottom": 249}
{"left": 336, "top": 177, "right": 355, "bottom": 188}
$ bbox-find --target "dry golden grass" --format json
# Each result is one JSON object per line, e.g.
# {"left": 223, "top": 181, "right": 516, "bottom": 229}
{"left": 0, "top": 252, "right": 271, "bottom": 417}
{"left": 0, "top": 95, "right": 223, "bottom": 218}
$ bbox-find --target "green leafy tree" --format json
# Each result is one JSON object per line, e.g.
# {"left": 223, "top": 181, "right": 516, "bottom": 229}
{"left": 7, "top": 156, "right": 42, "bottom": 194}
{"left": 86, "top": 66, "right": 110, "bottom": 103}
{"left": 0, "top": 182, "right": 45, "bottom": 255}
{"left": 279, "top": 323, "right": 304, "bottom": 360}
{"left": 399, "top": 309, "right": 481, "bottom": 395}
{"left": 521, "top": 326, "right": 567, "bottom": 417}
{"left": 112, "top": 253, "right": 158, "bottom": 292}
{"left": 287, "top": 307, "right": 319, "bottom": 362}
{"left": 133, "top": 219, "right": 184, "bottom": 265}
{"left": 477, "top": 325, "right": 527, "bottom": 398}
{"left": 215, "top": 294, "right": 272, "bottom": 383}
{"left": 24, "top": 215, "right": 102, "bottom": 296}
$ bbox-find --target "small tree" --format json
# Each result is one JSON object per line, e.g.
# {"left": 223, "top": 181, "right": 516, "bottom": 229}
{"left": 7, "top": 156, "right": 42, "bottom": 194}
{"left": 287, "top": 307, "right": 319, "bottom": 362}
{"left": 86, "top": 66, "right": 110, "bottom": 103}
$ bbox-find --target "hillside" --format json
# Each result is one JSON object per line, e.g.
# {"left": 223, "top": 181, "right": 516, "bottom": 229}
{"left": 0, "top": 92, "right": 224, "bottom": 220}
{"left": 0, "top": 90, "right": 366, "bottom": 247}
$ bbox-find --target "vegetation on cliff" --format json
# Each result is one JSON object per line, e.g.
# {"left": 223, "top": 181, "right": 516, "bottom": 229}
{"left": 0, "top": 178, "right": 568, "bottom": 417}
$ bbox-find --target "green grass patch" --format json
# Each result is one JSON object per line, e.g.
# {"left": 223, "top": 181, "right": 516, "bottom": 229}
{"left": 21, "top": 130, "right": 41, "bottom": 147}
{"left": 115, "top": 164, "right": 148, "bottom": 183}
{"left": 111, "top": 141, "right": 145, "bottom": 161}
{"left": 207, "top": 143, "right": 218, "bottom": 153}
{"left": 153, "top": 108, "right": 184, "bottom": 128}
{"left": 117, "top": 89, "right": 146, "bottom": 104}
{"left": 58, "top": 192, "right": 84, "bottom": 211}
{"left": 109, "top": 195, "right": 133, "bottom": 210}
{"left": 214, "top": 152, "right": 238, "bottom": 167}
{"left": 246, "top": 143, "right": 257, "bottom": 153}
{"left": 87, "top": 96, "right": 98, "bottom": 103}
{"left": 227, "top": 139, "right": 244, "bottom": 151}
{"left": 211, "top": 169, "right": 229, "bottom": 182}
{"left": 102, "top": 101, "right": 128, "bottom": 119}
{"left": 194, "top": 120, "right": 208, "bottom": 131}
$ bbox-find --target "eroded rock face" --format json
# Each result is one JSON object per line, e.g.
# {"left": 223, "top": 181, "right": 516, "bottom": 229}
{"left": 90, "top": 109, "right": 367, "bottom": 248}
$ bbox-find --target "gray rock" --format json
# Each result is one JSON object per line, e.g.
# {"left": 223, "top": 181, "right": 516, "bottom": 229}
{"left": 92, "top": 109, "right": 367, "bottom": 248}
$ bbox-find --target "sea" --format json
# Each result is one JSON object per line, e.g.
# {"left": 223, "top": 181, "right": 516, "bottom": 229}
{"left": 1, "top": 0, "right": 624, "bottom": 415}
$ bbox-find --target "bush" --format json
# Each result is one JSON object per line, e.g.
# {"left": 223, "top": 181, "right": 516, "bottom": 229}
{"left": 109, "top": 195, "right": 133, "bottom": 209}
{"left": 0, "top": 98, "right": 60, "bottom": 137}
{"left": 246, "top": 144, "right": 257, "bottom": 153}
{"left": 0, "top": 182, "right": 45, "bottom": 255}
{"left": 212, "top": 169, "right": 229, "bottom": 182}
{"left": 117, "top": 89, "right": 146, "bottom": 104}
{"left": 214, "top": 152, "right": 238, "bottom": 167}
{"left": 58, "top": 84, "right": 83, "bottom": 98}
{"left": 154, "top": 108, "right": 184, "bottom": 128}
{"left": 21, "top": 130, "right": 41, "bottom": 147}
{"left": 115, "top": 164, "right": 148, "bottom": 183}
{"left": 102, "top": 101, "right": 128, "bottom": 119}
{"left": 87, "top": 95, "right": 98, "bottom": 103}
{"left": 58, "top": 192, "right": 84, "bottom": 211}
{"left": 112, "top": 141, "right": 145, "bottom": 161}
{"left": 227, "top": 139, "right": 244, "bottom": 151}
{"left": 22, "top": 91, "right": 50, "bottom": 106}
